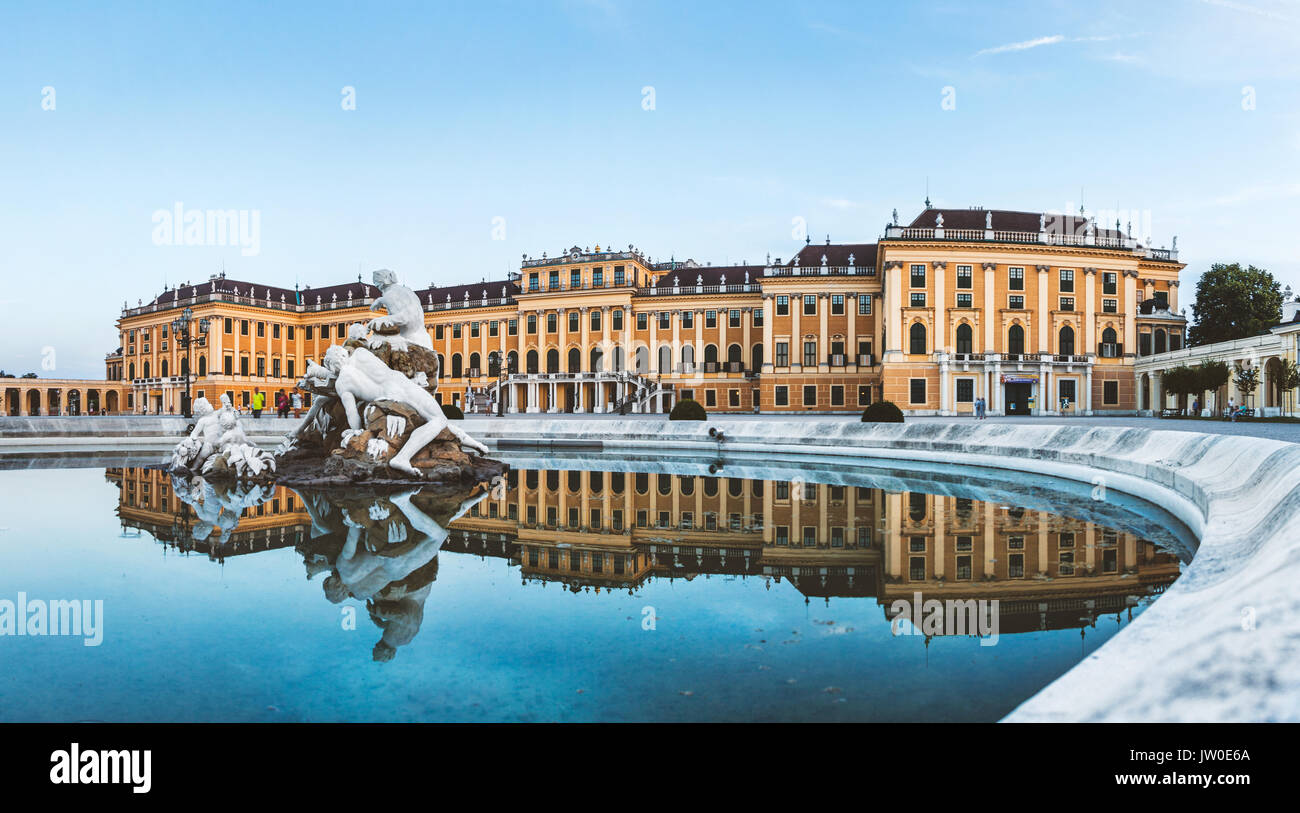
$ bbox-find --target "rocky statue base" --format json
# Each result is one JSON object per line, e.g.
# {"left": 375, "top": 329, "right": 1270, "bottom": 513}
{"left": 275, "top": 397, "right": 506, "bottom": 488}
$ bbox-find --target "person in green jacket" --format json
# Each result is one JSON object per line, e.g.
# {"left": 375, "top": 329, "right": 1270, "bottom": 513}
{"left": 251, "top": 390, "right": 265, "bottom": 418}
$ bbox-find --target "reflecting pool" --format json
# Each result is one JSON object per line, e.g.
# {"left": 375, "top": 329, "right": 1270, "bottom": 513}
{"left": 0, "top": 453, "right": 1190, "bottom": 722}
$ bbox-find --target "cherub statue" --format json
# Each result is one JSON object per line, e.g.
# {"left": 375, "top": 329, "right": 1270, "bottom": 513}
{"left": 367, "top": 269, "right": 432, "bottom": 351}
{"left": 169, "top": 396, "right": 221, "bottom": 471}
{"left": 329, "top": 345, "right": 488, "bottom": 475}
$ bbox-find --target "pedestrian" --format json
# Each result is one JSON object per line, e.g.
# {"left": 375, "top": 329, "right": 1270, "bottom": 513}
{"left": 1192, "top": 397, "right": 1199, "bottom": 417}
{"left": 291, "top": 390, "right": 303, "bottom": 418}
{"left": 251, "top": 389, "right": 265, "bottom": 419}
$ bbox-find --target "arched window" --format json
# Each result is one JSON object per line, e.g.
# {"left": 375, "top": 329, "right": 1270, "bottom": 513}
{"left": 590, "top": 346, "right": 604, "bottom": 372}
{"left": 143, "top": 361, "right": 150, "bottom": 378}
{"left": 1058, "top": 325, "right": 1075, "bottom": 357}
{"left": 613, "top": 347, "right": 624, "bottom": 372}
{"left": 546, "top": 348, "right": 560, "bottom": 373}
{"left": 955, "top": 324, "right": 973, "bottom": 354}
{"left": 526, "top": 350, "right": 539, "bottom": 374}
{"left": 727, "top": 344, "right": 742, "bottom": 366}
{"left": 198, "top": 356, "right": 207, "bottom": 377}
{"left": 507, "top": 350, "right": 519, "bottom": 374}
{"left": 681, "top": 345, "right": 695, "bottom": 369}
{"left": 180, "top": 357, "right": 189, "bottom": 376}
{"left": 1154, "top": 329, "right": 1167, "bottom": 354}
{"left": 568, "top": 347, "right": 581, "bottom": 373}
{"left": 469, "top": 353, "right": 481, "bottom": 376}
{"left": 704, "top": 344, "right": 719, "bottom": 364}
{"left": 658, "top": 344, "right": 671, "bottom": 373}
{"left": 909, "top": 323, "right": 927, "bottom": 355}
{"left": 487, "top": 351, "right": 500, "bottom": 376}
{"left": 751, "top": 343, "right": 763, "bottom": 371}
{"left": 634, "top": 346, "right": 649, "bottom": 374}
{"left": 1007, "top": 324, "right": 1025, "bottom": 355}
{"left": 160, "top": 359, "right": 168, "bottom": 377}
{"left": 451, "top": 354, "right": 463, "bottom": 378}
{"left": 129, "top": 363, "right": 135, "bottom": 380}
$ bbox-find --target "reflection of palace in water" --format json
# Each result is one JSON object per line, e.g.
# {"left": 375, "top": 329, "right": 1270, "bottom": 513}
{"left": 108, "top": 466, "right": 1181, "bottom": 638}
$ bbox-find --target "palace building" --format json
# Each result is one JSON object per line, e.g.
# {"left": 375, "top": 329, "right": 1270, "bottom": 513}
{"left": 2, "top": 205, "right": 1187, "bottom": 418}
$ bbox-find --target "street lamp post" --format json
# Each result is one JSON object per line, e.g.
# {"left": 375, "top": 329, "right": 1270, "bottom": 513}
{"left": 170, "top": 306, "right": 211, "bottom": 419}
{"left": 495, "top": 354, "right": 517, "bottom": 417}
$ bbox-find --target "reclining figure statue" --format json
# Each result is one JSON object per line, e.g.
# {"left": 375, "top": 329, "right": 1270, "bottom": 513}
{"left": 326, "top": 344, "right": 489, "bottom": 476}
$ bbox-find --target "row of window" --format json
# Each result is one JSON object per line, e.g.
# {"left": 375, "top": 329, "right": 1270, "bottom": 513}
{"left": 771, "top": 384, "right": 873, "bottom": 408}
{"left": 908, "top": 292, "right": 1117, "bottom": 313}
{"left": 908, "top": 264, "right": 1123, "bottom": 296}
{"left": 907, "top": 549, "right": 1121, "bottom": 580}
{"left": 908, "top": 322, "right": 1120, "bottom": 356}
{"left": 907, "top": 377, "right": 1121, "bottom": 405}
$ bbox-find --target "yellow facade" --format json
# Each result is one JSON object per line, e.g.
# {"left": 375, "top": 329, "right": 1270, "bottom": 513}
{"left": 96, "top": 207, "right": 1183, "bottom": 417}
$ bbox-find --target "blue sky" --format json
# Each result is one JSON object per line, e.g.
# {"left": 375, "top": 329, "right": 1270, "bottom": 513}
{"left": 3, "top": 0, "right": 1299, "bottom": 377}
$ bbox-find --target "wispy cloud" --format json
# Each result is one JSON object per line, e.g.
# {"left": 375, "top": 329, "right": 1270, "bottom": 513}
{"left": 976, "top": 32, "right": 1141, "bottom": 57}
{"left": 975, "top": 34, "right": 1064, "bottom": 56}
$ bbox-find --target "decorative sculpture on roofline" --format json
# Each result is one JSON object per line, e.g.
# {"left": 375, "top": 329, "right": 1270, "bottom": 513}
{"left": 168, "top": 269, "right": 505, "bottom": 488}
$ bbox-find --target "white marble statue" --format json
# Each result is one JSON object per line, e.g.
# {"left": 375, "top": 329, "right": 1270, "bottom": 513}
{"left": 169, "top": 396, "right": 220, "bottom": 471}
{"left": 327, "top": 345, "right": 488, "bottom": 476}
{"left": 169, "top": 394, "right": 276, "bottom": 479}
{"left": 368, "top": 268, "right": 432, "bottom": 351}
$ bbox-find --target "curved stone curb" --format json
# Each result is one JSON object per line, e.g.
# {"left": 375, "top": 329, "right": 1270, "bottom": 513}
{"left": 458, "top": 417, "right": 1300, "bottom": 723}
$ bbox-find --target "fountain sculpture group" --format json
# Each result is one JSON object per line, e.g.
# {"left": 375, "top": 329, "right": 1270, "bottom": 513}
{"left": 168, "top": 269, "right": 504, "bottom": 487}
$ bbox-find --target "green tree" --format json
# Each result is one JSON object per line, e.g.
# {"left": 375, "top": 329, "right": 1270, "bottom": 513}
{"left": 1234, "top": 364, "right": 1260, "bottom": 408}
{"left": 1195, "top": 360, "right": 1231, "bottom": 414}
{"left": 1278, "top": 359, "right": 1300, "bottom": 415}
{"left": 1187, "top": 263, "right": 1283, "bottom": 346}
{"left": 1160, "top": 366, "right": 1195, "bottom": 413}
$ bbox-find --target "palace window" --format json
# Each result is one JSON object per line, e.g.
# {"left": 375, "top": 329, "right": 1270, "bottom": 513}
{"left": 803, "top": 385, "right": 817, "bottom": 407}
{"left": 776, "top": 295, "right": 789, "bottom": 316}
{"left": 729, "top": 309, "right": 741, "bottom": 328}
{"left": 1103, "top": 272, "right": 1117, "bottom": 295}
{"left": 452, "top": 323, "right": 462, "bottom": 339}
{"left": 1060, "top": 297, "right": 1075, "bottom": 312}
{"left": 614, "top": 266, "right": 625, "bottom": 286}
{"left": 910, "top": 292, "right": 926, "bottom": 307}
{"left": 1103, "top": 298, "right": 1118, "bottom": 313}
{"left": 256, "top": 322, "right": 265, "bottom": 338}
{"left": 658, "top": 312, "right": 671, "bottom": 330}
{"left": 471, "top": 321, "right": 481, "bottom": 338}
{"left": 489, "top": 320, "right": 499, "bottom": 337}
{"left": 910, "top": 264, "right": 926, "bottom": 287}
{"left": 592, "top": 268, "right": 603, "bottom": 287}
{"left": 1009, "top": 267, "right": 1025, "bottom": 291}
{"left": 570, "top": 269, "right": 581, "bottom": 288}
{"left": 956, "top": 379, "right": 974, "bottom": 402}
{"left": 547, "top": 313, "right": 557, "bottom": 333}
{"left": 526, "top": 314, "right": 537, "bottom": 334}
{"left": 956, "top": 293, "right": 973, "bottom": 308}
{"left": 705, "top": 310, "right": 717, "bottom": 328}
{"left": 569, "top": 312, "right": 580, "bottom": 332}
{"left": 775, "top": 386, "right": 789, "bottom": 406}
{"left": 681, "top": 311, "right": 693, "bottom": 329}
{"left": 1104, "top": 380, "right": 1119, "bottom": 404}
{"left": 752, "top": 308, "right": 763, "bottom": 326}
{"left": 1060, "top": 268, "right": 1074, "bottom": 292}
{"left": 803, "top": 341, "right": 817, "bottom": 367}
{"left": 1009, "top": 295, "right": 1025, "bottom": 309}
{"left": 705, "top": 389, "right": 717, "bottom": 407}
{"left": 240, "top": 320, "right": 249, "bottom": 335}
{"left": 956, "top": 265, "right": 972, "bottom": 289}
{"left": 548, "top": 271, "right": 559, "bottom": 289}
{"left": 909, "top": 378, "right": 926, "bottom": 404}
{"left": 858, "top": 385, "right": 872, "bottom": 406}
{"left": 831, "top": 295, "right": 844, "bottom": 315}
{"left": 830, "top": 385, "right": 844, "bottom": 406}
{"left": 775, "top": 342, "right": 789, "bottom": 367}
{"left": 1008, "top": 554, "right": 1025, "bottom": 579}
{"left": 803, "top": 295, "right": 817, "bottom": 315}
{"left": 858, "top": 296, "right": 872, "bottom": 315}
{"left": 909, "top": 323, "right": 927, "bottom": 355}
{"left": 590, "top": 310, "right": 601, "bottom": 331}
{"left": 508, "top": 319, "right": 518, "bottom": 336}
{"left": 528, "top": 273, "right": 539, "bottom": 292}
{"left": 637, "top": 313, "right": 648, "bottom": 330}
{"left": 613, "top": 310, "right": 624, "bottom": 331}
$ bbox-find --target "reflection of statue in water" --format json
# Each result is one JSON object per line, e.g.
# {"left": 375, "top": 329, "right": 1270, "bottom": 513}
{"left": 297, "top": 484, "right": 485, "bottom": 661}
{"left": 172, "top": 474, "right": 277, "bottom": 548}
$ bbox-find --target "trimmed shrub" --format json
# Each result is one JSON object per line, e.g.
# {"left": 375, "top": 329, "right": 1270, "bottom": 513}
{"left": 861, "top": 401, "right": 905, "bottom": 423}
{"left": 441, "top": 403, "right": 464, "bottom": 420}
{"left": 669, "top": 398, "right": 707, "bottom": 421}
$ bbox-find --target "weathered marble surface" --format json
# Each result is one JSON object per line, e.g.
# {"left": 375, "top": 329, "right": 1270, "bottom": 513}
{"left": 451, "top": 417, "right": 1300, "bottom": 723}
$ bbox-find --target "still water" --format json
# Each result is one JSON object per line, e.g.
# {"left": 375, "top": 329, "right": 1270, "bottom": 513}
{"left": 0, "top": 454, "right": 1189, "bottom": 722}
